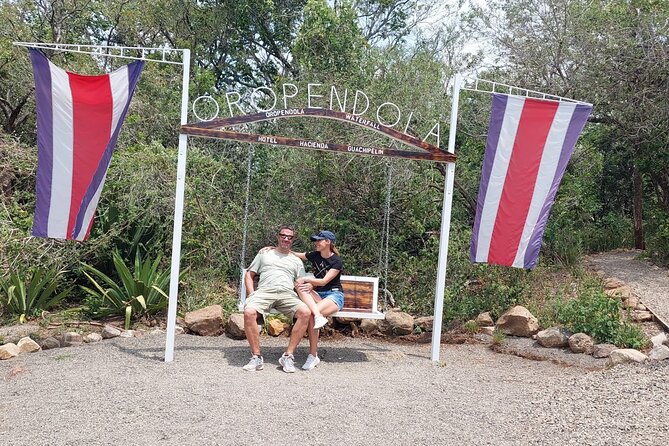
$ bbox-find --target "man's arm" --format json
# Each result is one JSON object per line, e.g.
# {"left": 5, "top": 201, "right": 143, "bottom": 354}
{"left": 245, "top": 270, "right": 258, "bottom": 296}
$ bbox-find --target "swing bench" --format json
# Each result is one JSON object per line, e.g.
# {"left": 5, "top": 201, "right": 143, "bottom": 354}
{"left": 235, "top": 149, "right": 392, "bottom": 321}
{"left": 238, "top": 270, "right": 385, "bottom": 320}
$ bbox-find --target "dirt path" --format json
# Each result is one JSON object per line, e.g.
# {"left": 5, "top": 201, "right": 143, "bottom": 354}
{"left": 586, "top": 250, "right": 669, "bottom": 330}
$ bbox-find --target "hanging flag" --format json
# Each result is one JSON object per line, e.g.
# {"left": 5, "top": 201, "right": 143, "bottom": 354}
{"left": 29, "top": 48, "right": 144, "bottom": 241}
{"left": 470, "top": 93, "right": 593, "bottom": 269}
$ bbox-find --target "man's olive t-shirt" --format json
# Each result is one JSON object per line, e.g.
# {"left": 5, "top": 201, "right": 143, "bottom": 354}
{"left": 247, "top": 249, "right": 305, "bottom": 294}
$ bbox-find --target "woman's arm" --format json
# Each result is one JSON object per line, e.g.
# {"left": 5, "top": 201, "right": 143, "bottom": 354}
{"left": 304, "top": 268, "right": 340, "bottom": 287}
{"left": 291, "top": 251, "right": 307, "bottom": 260}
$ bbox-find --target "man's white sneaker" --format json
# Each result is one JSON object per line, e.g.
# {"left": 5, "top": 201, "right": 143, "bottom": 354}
{"left": 302, "top": 354, "right": 320, "bottom": 370}
{"left": 242, "top": 355, "right": 264, "bottom": 371}
{"left": 279, "top": 353, "right": 296, "bottom": 373}
{"left": 314, "top": 315, "right": 328, "bottom": 329}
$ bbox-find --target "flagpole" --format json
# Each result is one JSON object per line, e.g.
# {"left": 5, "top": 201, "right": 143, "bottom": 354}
{"left": 164, "top": 49, "right": 191, "bottom": 362}
{"left": 431, "top": 73, "right": 461, "bottom": 362}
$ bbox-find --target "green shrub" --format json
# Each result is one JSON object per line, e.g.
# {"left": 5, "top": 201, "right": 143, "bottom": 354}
{"left": 80, "top": 251, "right": 175, "bottom": 329}
{"left": 0, "top": 267, "right": 71, "bottom": 323}
{"left": 558, "top": 287, "right": 621, "bottom": 343}
{"left": 491, "top": 330, "right": 506, "bottom": 345}
{"left": 463, "top": 320, "right": 479, "bottom": 334}
{"left": 558, "top": 285, "right": 646, "bottom": 348}
{"left": 444, "top": 264, "right": 529, "bottom": 323}
{"left": 613, "top": 322, "right": 648, "bottom": 350}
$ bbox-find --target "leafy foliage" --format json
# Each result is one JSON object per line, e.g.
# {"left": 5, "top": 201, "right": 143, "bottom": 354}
{"left": 0, "top": 267, "right": 71, "bottom": 323}
{"left": 557, "top": 283, "right": 646, "bottom": 348}
{"left": 80, "top": 251, "right": 174, "bottom": 329}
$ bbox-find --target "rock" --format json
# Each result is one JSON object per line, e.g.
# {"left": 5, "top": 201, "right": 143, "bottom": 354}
{"left": 184, "top": 305, "right": 224, "bottom": 336}
{"left": 17, "top": 337, "right": 41, "bottom": 353}
{"left": 650, "top": 332, "right": 667, "bottom": 347}
{"left": 479, "top": 326, "right": 495, "bottom": 336}
{"left": 0, "top": 343, "right": 20, "bottom": 360}
{"left": 101, "top": 325, "right": 121, "bottom": 339}
{"left": 568, "top": 333, "right": 594, "bottom": 354}
{"left": 536, "top": 327, "right": 572, "bottom": 348}
{"left": 175, "top": 326, "right": 185, "bottom": 335}
{"left": 414, "top": 316, "right": 434, "bottom": 332}
{"left": 61, "top": 332, "right": 84, "bottom": 347}
{"left": 380, "top": 311, "right": 414, "bottom": 336}
{"left": 120, "top": 330, "right": 135, "bottom": 338}
{"left": 40, "top": 337, "right": 61, "bottom": 350}
{"left": 267, "top": 319, "right": 287, "bottom": 336}
{"left": 360, "top": 318, "right": 380, "bottom": 334}
{"left": 630, "top": 310, "right": 653, "bottom": 322}
{"left": 226, "top": 313, "right": 246, "bottom": 339}
{"left": 622, "top": 296, "right": 639, "bottom": 309}
{"left": 607, "top": 348, "right": 647, "bottom": 366}
{"left": 603, "top": 277, "right": 626, "bottom": 289}
{"left": 592, "top": 343, "right": 617, "bottom": 358}
{"left": 495, "top": 306, "right": 539, "bottom": 337}
{"left": 604, "top": 285, "right": 634, "bottom": 299}
{"left": 84, "top": 333, "right": 103, "bottom": 343}
{"left": 0, "top": 323, "right": 41, "bottom": 344}
{"left": 648, "top": 345, "right": 669, "bottom": 361}
{"left": 475, "top": 312, "right": 494, "bottom": 327}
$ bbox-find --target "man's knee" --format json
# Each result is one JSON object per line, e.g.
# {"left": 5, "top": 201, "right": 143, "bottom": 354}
{"left": 294, "top": 305, "right": 310, "bottom": 320}
{"left": 244, "top": 307, "right": 258, "bottom": 321}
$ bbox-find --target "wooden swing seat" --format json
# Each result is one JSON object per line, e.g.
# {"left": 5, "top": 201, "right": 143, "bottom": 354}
{"left": 239, "top": 271, "right": 385, "bottom": 320}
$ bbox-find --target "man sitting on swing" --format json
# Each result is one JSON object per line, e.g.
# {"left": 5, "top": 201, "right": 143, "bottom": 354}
{"left": 242, "top": 224, "right": 311, "bottom": 373}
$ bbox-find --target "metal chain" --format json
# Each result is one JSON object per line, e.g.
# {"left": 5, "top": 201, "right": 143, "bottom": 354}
{"left": 380, "top": 160, "right": 393, "bottom": 308}
{"left": 239, "top": 146, "right": 254, "bottom": 274}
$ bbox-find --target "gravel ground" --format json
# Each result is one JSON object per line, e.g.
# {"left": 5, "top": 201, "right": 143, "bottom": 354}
{"left": 1, "top": 332, "right": 667, "bottom": 445}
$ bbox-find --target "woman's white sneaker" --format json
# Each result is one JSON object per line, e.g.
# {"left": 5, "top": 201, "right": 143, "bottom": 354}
{"left": 314, "top": 316, "right": 328, "bottom": 329}
{"left": 302, "top": 354, "right": 320, "bottom": 370}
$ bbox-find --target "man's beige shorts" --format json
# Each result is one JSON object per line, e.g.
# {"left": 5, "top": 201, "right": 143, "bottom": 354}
{"left": 245, "top": 289, "right": 306, "bottom": 319}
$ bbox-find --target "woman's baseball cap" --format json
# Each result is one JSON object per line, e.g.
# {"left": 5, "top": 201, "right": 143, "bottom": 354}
{"left": 310, "top": 230, "right": 336, "bottom": 242}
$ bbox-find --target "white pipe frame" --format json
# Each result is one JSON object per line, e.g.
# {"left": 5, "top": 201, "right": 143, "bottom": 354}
{"left": 431, "top": 74, "right": 461, "bottom": 362}
{"left": 16, "top": 43, "right": 578, "bottom": 364}
{"left": 13, "top": 41, "right": 190, "bottom": 363}
{"left": 461, "top": 77, "right": 592, "bottom": 105}
{"left": 13, "top": 41, "right": 185, "bottom": 65}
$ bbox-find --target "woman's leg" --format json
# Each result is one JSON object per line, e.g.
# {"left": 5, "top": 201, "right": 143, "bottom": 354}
{"left": 295, "top": 288, "right": 323, "bottom": 319}
{"left": 307, "top": 298, "right": 339, "bottom": 356}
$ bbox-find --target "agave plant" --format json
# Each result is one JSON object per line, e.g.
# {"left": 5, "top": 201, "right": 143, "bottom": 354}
{"left": 0, "top": 268, "right": 71, "bottom": 323}
{"left": 81, "top": 251, "right": 173, "bottom": 329}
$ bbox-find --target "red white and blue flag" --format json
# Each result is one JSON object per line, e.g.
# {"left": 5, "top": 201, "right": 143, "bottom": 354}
{"left": 470, "top": 93, "right": 592, "bottom": 269}
{"left": 29, "top": 48, "right": 144, "bottom": 241}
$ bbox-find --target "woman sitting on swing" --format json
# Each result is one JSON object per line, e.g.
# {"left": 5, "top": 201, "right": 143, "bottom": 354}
{"left": 292, "top": 230, "right": 344, "bottom": 370}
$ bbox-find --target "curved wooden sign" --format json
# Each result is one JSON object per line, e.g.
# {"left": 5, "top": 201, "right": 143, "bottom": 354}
{"left": 181, "top": 108, "right": 456, "bottom": 163}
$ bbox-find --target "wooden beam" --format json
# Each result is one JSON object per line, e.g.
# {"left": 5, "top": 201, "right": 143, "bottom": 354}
{"left": 182, "top": 107, "right": 456, "bottom": 163}
{"left": 181, "top": 126, "right": 456, "bottom": 163}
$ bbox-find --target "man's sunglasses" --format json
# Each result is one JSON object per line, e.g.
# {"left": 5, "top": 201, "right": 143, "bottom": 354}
{"left": 278, "top": 233, "right": 294, "bottom": 240}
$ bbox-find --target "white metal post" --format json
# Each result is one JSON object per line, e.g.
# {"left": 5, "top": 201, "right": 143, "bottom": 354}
{"left": 164, "top": 49, "right": 191, "bottom": 362}
{"left": 431, "top": 73, "right": 461, "bottom": 362}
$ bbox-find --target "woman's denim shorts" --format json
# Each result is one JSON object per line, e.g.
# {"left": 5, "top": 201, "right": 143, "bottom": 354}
{"left": 317, "top": 289, "right": 345, "bottom": 311}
